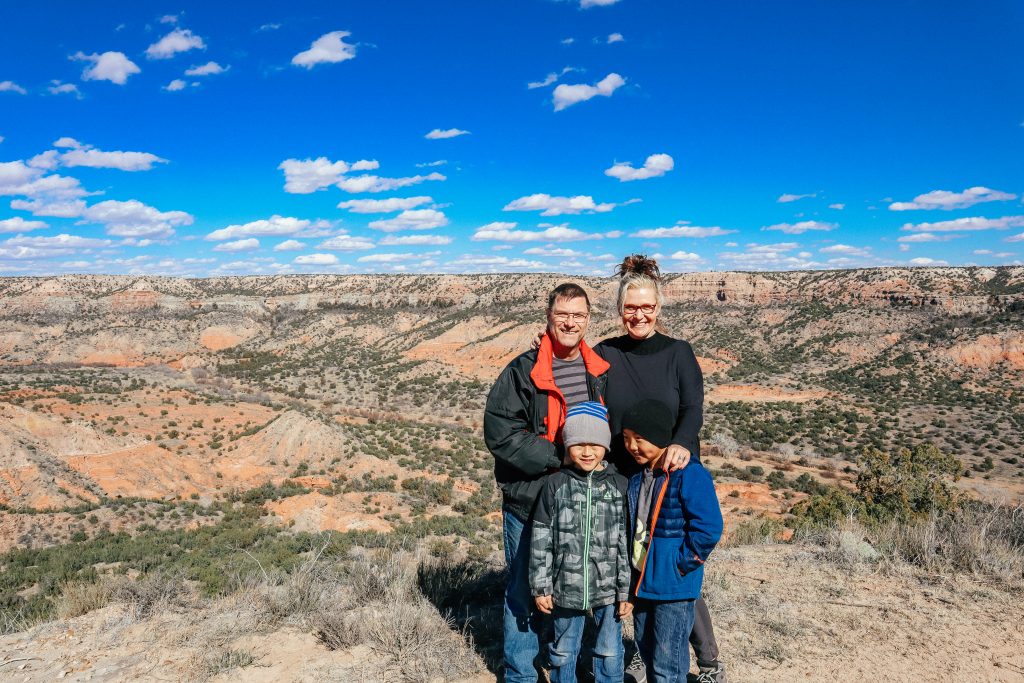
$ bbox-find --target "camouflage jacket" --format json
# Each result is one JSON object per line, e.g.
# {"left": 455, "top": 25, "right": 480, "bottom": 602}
{"left": 529, "top": 463, "right": 630, "bottom": 611}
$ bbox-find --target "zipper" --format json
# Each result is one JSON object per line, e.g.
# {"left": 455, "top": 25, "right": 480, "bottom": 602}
{"left": 583, "top": 471, "right": 593, "bottom": 610}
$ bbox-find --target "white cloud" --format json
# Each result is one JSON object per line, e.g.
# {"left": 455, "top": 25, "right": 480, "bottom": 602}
{"left": 899, "top": 244, "right": 910, "bottom": 252}
{"left": 206, "top": 215, "right": 332, "bottom": 240}
{"left": 581, "top": 0, "right": 620, "bottom": 7}
{"left": 279, "top": 157, "right": 352, "bottom": 193}
{"left": 0, "top": 217, "right": 48, "bottom": 233}
{"left": 0, "top": 81, "right": 27, "bottom": 95}
{"left": 185, "top": 61, "right": 228, "bottom": 76}
{"left": 336, "top": 172, "right": 445, "bottom": 194}
{"left": 607, "top": 33, "right": 625, "bottom": 43}
{"left": 472, "top": 222, "right": 590, "bottom": 242}
{"left": 81, "top": 199, "right": 193, "bottom": 238}
{"left": 210, "top": 259, "right": 292, "bottom": 275}
{"left": 336, "top": 196, "right": 432, "bottom": 213}
{"left": 522, "top": 247, "right": 583, "bottom": 257}
{"left": 164, "top": 79, "right": 187, "bottom": 91}
{"left": 450, "top": 254, "right": 546, "bottom": 270}
{"left": 503, "top": 193, "right": 619, "bottom": 216}
{"left": 356, "top": 252, "right": 422, "bottom": 264}
{"left": 316, "top": 234, "right": 375, "bottom": 251}
{"left": 259, "top": 23, "right": 281, "bottom": 31}
{"left": 632, "top": 221, "right": 736, "bottom": 238}
{"left": 159, "top": 14, "right": 179, "bottom": 24}
{"left": 819, "top": 244, "right": 871, "bottom": 257}
{"left": 0, "top": 161, "right": 86, "bottom": 199}
{"left": 425, "top": 128, "right": 470, "bottom": 140}
{"left": 53, "top": 137, "right": 81, "bottom": 149}
{"left": 368, "top": 208, "right": 448, "bottom": 232}
{"left": 900, "top": 216, "right": 1024, "bottom": 232}
{"left": 146, "top": 29, "right": 206, "bottom": 59}
{"left": 553, "top": 73, "right": 625, "bottom": 111}
{"left": 273, "top": 239, "right": 305, "bottom": 251}
{"left": 415, "top": 160, "right": 447, "bottom": 168}
{"left": 10, "top": 198, "right": 86, "bottom": 217}
{"left": 829, "top": 203, "right": 845, "bottom": 210}
{"left": 28, "top": 151, "right": 60, "bottom": 170}
{"left": 213, "top": 238, "right": 260, "bottom": 252}
{"left": 3, "top": 233, "right": 113, "bottom": 250}
{"left": 718, "top": 242, "right": 818, "bottom": 271}
{"left": 762, "top": 220, "right": 837, "bottom": 234}
{"left": 292, "top": 31, "right": 356, "bottom": 69}
{"left": 60, "top": 145, "right": 167, "bottom": 171}
{"left": 777, "top": 193, "right": 816, "bottom": 203}
{"left": 48, "top": 81, "right": 82, "bottom": 97}
{"left": 605, "top": 153, "right": 673, "bottom": 182}
{"left": 73, "top": 51, "right": 141, "bottom": 84}
{"left": 528, "top": 66, "right": 577, "bottom": 89}
{"left": 896, "top": 232, "right": 958, "bottom": 243}
{"left": 561, "top": 37, "right": 575, "bottom": 45}
{"left": 1006, "top": 233, "right": 1024, "bottom": 243}
{"left": 669, "top": 251, "right": 703, "bottom": 263}
{"left": 889, "top": 186, "right": 1017, "bottom": 211}
{"left": 907, "top": 257, "right": 948, "bottom": 266}
{"left": 294, "top": 253, "right": 339, "bottom": 265}
{"left": 378, "top": 234, "right": 452, "bottom": 246}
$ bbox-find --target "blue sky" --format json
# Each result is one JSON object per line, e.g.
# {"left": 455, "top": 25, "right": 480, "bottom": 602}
{"left": 1, "top": 1, "right": 1023, "bottom": 276}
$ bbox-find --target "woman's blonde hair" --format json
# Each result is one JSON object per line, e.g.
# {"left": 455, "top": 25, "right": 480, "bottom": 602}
{"left": 615, "top": 254, "right": 663, "bottom": 315}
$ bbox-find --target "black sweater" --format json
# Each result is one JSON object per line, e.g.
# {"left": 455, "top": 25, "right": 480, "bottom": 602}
{"left": 595, "top": 333, "right": 704, "bottom": 477}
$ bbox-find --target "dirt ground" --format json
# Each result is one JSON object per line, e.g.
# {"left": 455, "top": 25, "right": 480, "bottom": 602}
{"left": 3, "top": 543, "right": 1021, "bottom": 683}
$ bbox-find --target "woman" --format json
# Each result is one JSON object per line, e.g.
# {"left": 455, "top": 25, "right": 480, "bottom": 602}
{"left": 595, "top": 255, "right": 726, "bottom": 683}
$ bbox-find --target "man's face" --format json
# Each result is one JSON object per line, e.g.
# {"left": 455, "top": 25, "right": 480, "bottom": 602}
{"left": 546, "top": 295, "right": 590, "bottom": 352}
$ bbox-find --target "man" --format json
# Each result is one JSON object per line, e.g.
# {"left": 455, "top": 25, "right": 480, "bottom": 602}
{"left": 484, "top": 282, "right": 610, "bottom": 683}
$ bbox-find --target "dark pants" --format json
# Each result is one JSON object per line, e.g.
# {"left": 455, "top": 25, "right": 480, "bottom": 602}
{"left": 690, "top": 597, "right": 720, "bottom": 667}
{"left": 633, "top": 597, "right": 696, "bottom": 683}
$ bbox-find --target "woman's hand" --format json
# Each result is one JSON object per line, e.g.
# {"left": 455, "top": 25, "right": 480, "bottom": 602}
{"left": 529, "top": 328, "right": 545, "bottom": 350}
{"left": 661, "top": 444, "right": 691, "bottom": 472}
{"left": 534, "top": 595, "right": 553, "bottom": 614}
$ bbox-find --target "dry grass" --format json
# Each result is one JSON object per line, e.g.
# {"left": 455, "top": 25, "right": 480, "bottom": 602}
{"left": 874, "top": 503, "right": 1024, "bottom": 588}
{"left": 795, "top": 502, "right": 1024, "bottom": 590}
{"left": 55, "top": 576, "right": 119, "bottom": 619}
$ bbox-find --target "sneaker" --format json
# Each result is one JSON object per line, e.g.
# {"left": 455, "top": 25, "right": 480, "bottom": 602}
{"left": 625, "top": 650, "right": 647, "bottom": 683}
{"left": 694, "top": 662, "right": 727, "bottom": 683}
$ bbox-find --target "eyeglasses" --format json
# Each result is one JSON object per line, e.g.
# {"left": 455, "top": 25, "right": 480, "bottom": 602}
{"left": 623, "top": 304, "right": 656, "bottom": 316}
{"left": 550, "top": 312, "right": 589, "bottom": 323}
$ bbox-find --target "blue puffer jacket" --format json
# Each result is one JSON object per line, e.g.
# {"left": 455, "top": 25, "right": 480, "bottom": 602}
{"left": 628, "top": 461, "right": 723, "bottom": 600}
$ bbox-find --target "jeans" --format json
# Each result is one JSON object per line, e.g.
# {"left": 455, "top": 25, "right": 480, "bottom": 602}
{"left": 549, "top": 604, "right": 624, "bottom": 683}
{"left": 633, "top": 598, "right": 696, "bottom": 683}
{"left": 503, "top": 507, "right": 543, "bottom": 682}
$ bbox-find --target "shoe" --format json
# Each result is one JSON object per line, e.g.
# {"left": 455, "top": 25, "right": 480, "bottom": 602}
{"left": 625, "top": 650, "right": 647, "bottom": 683}
{"left": 694, "top": 662, "right": 727, "bottom": 683}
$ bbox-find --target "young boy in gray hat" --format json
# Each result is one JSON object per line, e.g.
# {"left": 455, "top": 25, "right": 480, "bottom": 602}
{"left": 529, "top": 401, "right": 632, "bottom": 683}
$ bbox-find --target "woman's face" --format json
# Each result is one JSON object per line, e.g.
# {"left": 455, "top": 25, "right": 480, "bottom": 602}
{"left": 621, "top": 286, "right": 659, "bottom": 340}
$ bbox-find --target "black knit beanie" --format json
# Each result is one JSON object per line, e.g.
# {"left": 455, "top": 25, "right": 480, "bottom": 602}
{"left": 621, "top": 399, "right": 674, "bottom": 448}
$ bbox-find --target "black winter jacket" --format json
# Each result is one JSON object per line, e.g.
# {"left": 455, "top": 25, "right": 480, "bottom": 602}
{"left": 483, "top": 335, "right": 609, "bottom": 521}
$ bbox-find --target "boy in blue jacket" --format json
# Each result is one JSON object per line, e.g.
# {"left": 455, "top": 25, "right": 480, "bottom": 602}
{"left": 622, "top": 399, "right": 723, "bottom": 683}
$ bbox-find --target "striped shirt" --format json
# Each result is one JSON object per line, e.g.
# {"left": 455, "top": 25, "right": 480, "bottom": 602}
{"left": 552, "top": 354, "right": 589, "bottom": 406}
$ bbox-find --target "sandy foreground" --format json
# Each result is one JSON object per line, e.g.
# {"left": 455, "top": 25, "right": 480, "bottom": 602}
{"left": 1, "top": 543, "right": 1021, "bottom": 683}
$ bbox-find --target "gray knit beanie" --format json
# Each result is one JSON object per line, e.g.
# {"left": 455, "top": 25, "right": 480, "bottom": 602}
{"left": 563, "top": 401, "right": 611, "bottom": 451}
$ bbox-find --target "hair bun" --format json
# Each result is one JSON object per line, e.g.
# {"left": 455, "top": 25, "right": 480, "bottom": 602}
{"left": 616, "top": 254, "right": 661, "bottom": 280}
